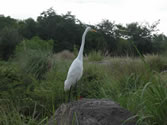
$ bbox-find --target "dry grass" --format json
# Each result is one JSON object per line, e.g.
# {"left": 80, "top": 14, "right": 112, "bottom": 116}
{"left": 53, "top": 50, "right": 75, "bottom": 60}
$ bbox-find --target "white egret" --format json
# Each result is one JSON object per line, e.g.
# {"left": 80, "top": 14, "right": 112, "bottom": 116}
{"left": 64, "top": 27, "right": 96, "bottom": 101}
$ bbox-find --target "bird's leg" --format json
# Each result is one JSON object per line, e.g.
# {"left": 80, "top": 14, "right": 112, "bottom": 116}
{"left": 75, "top": 82, "right": 78, "bottom": 100}
{"left": 63, "top": 91, "right": 66, "bottom": 103}
{"left": 68, "top": 86, "right": 72, "bottom": 102}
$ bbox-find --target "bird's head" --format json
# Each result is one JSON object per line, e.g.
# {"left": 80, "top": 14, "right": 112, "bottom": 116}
{"left": 86, "top": 27, "right": 97, "bottom": 33}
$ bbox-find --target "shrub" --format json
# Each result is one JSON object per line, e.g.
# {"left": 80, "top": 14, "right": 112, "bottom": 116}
{"left": 79, "top": 63, "right": 107, "bottom": 98}
{"left": 25, "top": 52, "right": 52, "bottom": 80}
{"left": 0, "top": 61, "right": 29, "bottom": 99}
{"left": 15, "top": 36, "right": 53, "bottom": 53}
{"left": 14, "top": 36, "right": 54, "bottom": 80}
{"left": 0, "top": 27, "right": 22, "bottom": 60}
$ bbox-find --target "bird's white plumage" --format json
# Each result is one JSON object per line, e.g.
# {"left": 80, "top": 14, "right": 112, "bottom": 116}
{"left": 64, "top": 27, "right": 93, "bottom": 91}
{"left": 64, "top": 58, "right": 83, "bottom": 91}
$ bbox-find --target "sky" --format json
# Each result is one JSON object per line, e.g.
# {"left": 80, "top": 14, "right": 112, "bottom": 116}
{"left": 0, "top": 0, "right": 167, "bottom": 35}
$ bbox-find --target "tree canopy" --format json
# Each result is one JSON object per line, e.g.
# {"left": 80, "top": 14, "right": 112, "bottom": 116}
{"left": 0, "top": 8, "right": 167, "bottom": 60}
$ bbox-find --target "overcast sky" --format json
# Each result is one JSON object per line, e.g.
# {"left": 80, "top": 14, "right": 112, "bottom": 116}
{"left": 0, "top": 0, "right": 167, "bottom": 35}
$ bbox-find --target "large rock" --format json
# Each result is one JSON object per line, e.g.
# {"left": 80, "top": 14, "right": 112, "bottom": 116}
{"left": 47, "top": 99, "right": 136, "bottom": 125}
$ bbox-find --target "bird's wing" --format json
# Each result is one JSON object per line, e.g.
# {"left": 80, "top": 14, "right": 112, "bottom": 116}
{"left": 66, "top": 59, "right": 83, "bottom": 84}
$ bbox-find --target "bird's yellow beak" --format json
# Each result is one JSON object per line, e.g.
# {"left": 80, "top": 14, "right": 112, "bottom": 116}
{"left": 91, "top": 29, "right": 97, "bottom": 32}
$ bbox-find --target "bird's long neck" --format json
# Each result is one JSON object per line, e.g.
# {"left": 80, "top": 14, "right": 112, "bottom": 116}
{"left": 77, "top": 29, "right": 89, "bottom": 61}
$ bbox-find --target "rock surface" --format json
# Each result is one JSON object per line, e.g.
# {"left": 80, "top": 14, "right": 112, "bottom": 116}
{"left": 47, "top": 99, "right": 136, "bottom": 125}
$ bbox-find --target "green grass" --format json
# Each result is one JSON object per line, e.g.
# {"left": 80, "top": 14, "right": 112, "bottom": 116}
{"left": 87, "top": 50, "right": 104, "bottom": 61}
{"left": 0, "top": 53, "right": 167, "bottom": 125}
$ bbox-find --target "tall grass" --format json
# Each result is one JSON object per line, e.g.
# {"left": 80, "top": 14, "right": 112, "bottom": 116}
{"left": 83, "top": 54, "right": 167, "bottom": 125}
{"left": 140, "top": 77, "right": 167, "bottom": 125}
{"left": 1, "top": 41, "right": 167, "bottom": 125}
{"left": 87, "top": 50, "right": 104, "bottom": 61}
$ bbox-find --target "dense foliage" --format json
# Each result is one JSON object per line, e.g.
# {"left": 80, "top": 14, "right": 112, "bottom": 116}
{"left": 0, "top": 8, "right": 167, "bottom": 125}
{"left": 0, "top": 8, "right": 167, "bottom": 60}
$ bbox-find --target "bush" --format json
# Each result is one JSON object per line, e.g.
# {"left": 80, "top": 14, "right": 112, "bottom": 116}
{"left": 25, "top": 52, "right": 52, "bottom": 80}
{"left": 15, "top": 36, "right": 54, "bottom": 80}
{"left": 15, "top": 36, "right": 53, "bottom": 53}
{"left": 0, "top": 27, "right": 22, "bottom": 60}
{"left": 79, "top": 63, "right": 107, "bottom": 98}
{"left": 0, "top": 61, "right": 38, "bottom": 99}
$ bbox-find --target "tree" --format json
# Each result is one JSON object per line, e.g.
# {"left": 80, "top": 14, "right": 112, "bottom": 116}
{"left": 36, "top": 8, "right": 84, "bottom": 52}
{"left": 18, "top": 18, "right": 37, "bottom": 39}
{"left": 97, "top": 20, "right": 118, "bottom": 54}
{"left": 0, "top": 27, "right": 22, "bottom": 60}
{"left": 152, "top": 34, "right": 167, "bottom": 53}
{"left": 0, "top": 16, "right": 17, "bottom": 30}
{"left": 125, "top": 22, "right": 153, "bottom": 55}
